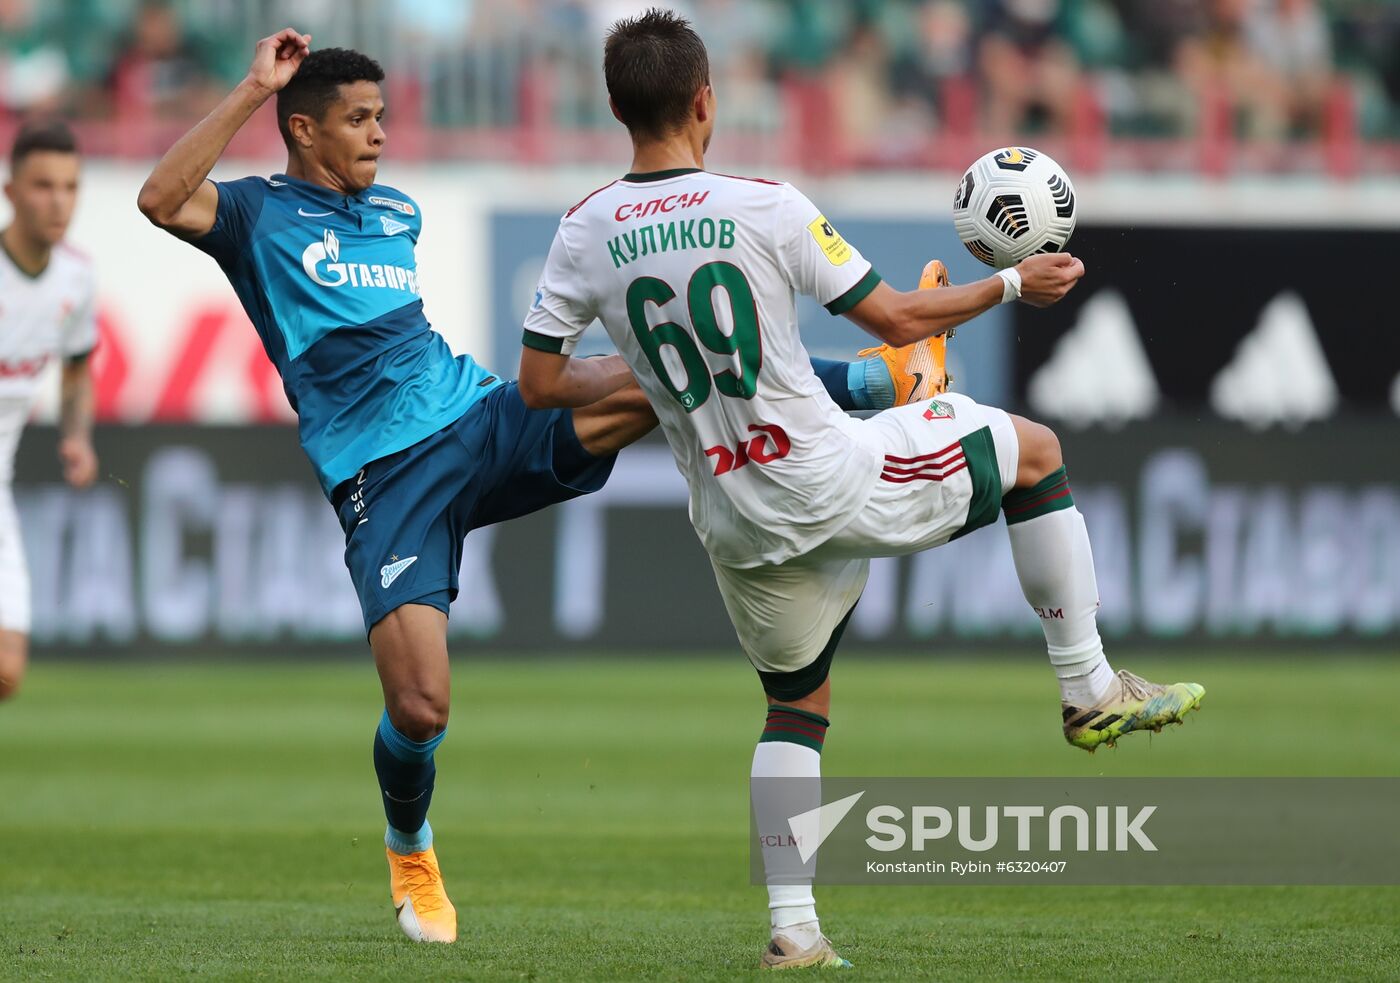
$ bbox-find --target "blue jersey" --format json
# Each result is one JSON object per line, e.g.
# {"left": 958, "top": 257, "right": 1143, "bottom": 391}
{"left": 193, "top": 173, "right": 503, "bottom": 495}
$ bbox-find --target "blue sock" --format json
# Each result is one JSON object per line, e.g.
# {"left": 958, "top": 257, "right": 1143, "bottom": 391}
{"left": 373, "top": 709, "right": 446, "bottom": 855}
{"left": 810, "top": 357, "right": 895, "bottom": 411}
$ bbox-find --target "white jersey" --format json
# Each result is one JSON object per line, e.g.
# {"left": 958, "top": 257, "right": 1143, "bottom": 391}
{"left": 0, "top": 241, "right": 96, "bottom": 483}
{"left": 523, "top": 169, "right": 884, "bottom": 567}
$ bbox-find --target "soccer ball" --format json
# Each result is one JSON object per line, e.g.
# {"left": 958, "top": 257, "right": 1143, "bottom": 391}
{"left": 951, "top": 147, "right": 1076, "bottom": 269}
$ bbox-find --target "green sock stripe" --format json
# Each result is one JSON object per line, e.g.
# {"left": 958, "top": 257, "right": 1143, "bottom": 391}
{"left": 767, "top": 705, "right": 830, "bottom": 727}
{"left": 1004, "top": 466, "right": 1068, "bottom": 506}
{"left": 760, "top": 706, "right": 829, "bottom": 753}
{"left": 1003, "top": 466, "right": 1074, "bottom": 525}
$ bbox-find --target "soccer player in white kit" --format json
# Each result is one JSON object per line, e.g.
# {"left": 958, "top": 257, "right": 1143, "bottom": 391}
{"left": 518, "top": 11, "right": 1206, "bottom": 969}
{"left": 0, "top": 120, "right": 100, "bottom": 701}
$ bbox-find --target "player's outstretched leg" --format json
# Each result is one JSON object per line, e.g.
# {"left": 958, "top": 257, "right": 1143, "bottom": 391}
{"left": 855, "top": 258, "right": 954, "bottom": 403}
{"left": 809, "top": 355, "right": 895, "bottom": 412}
{"left": 1003, "top": 419, "right": 1204, "bottom": 751}
{"left": 576, "top": 326, "right": 920, "bottom": 420}
{"left": 371, "top": 605, "right": 458, "bottom": 942}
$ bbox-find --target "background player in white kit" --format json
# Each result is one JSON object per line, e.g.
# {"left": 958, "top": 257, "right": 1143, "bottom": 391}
{"left": 0, "top": 120, "right": 99, "bottom": 701}
{"left": 518, "top": 10, "right": 1206, "bottom": 969}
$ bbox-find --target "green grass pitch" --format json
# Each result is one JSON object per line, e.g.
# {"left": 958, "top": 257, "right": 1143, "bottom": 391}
{"left": 2, "top": 654, "right": 1397, "bottom": 981}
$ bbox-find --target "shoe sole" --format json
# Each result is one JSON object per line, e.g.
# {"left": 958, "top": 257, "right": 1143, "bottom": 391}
{"left": 919, "top": 259, "right": 950, "bottom": 290}
{"left": 761, "top": 953, "right": 853, "bottom": 970}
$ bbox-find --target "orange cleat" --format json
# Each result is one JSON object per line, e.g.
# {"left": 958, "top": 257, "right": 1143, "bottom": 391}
{"left": 386, "top": 846, "right": 457, "bottom": 943}
{"left": 857, "top": 259, "right": 954, "bottom": 404}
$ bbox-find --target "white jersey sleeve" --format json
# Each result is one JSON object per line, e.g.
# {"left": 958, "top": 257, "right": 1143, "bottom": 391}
{"left": 776, "top": 186, "right": 880, "bottom": 315}
{"left": 522, "top": 224, "right": 594, "bottom": 356}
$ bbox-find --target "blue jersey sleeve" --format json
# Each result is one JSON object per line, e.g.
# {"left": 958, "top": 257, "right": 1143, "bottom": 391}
{"left": 192, "top": 177, "right": 268, "bottom": 265}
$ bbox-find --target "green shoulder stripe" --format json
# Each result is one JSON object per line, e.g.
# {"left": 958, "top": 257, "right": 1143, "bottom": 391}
{"left": 825, "top": 268, "right": 882, "bottom": 315}
{"left": 522, "top": 329, "right": 566, "bottom": 354}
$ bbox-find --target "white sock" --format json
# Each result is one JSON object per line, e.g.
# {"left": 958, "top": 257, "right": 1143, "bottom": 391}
{"left": 1059, "top": 658, "right": 1116, "bottom": 707}
{"left": 752, "top": 738, "right": 823, "bottom": 947}
{"left": 1006, "top": 505, "right": 1116, "bottom": 706}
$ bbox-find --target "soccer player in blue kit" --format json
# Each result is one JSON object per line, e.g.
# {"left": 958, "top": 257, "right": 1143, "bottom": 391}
{"left": 137, "top": 29, "right": 936, "bottom": 942}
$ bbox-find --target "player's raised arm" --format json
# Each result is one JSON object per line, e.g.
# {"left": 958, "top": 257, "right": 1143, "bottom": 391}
{"left": 137, "top": 28, "right": 311, "bottom": 237}
{"left": 842, "top": 252, "right": 1086, "bottom": 349}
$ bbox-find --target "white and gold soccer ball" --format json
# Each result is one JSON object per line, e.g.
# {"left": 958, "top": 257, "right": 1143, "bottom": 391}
{"left": 951, "top": 147, "right": 1077, "bottom": 269}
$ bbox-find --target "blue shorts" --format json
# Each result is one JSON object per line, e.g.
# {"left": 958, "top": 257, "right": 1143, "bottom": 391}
{"left": 330, "top": 383, "right": 616, "bottom": 633}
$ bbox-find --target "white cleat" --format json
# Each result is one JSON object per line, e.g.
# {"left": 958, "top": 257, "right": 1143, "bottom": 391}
{"left": 760, "top": 927, "right": 852, "bottom": 970}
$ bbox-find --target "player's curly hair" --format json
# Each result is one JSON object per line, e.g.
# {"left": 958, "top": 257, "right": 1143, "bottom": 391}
{"left": 604, "top": 7, "right": 710, "bottom": 140}
{"left": 276, "top": 47, "right": 385, "bottom": 150}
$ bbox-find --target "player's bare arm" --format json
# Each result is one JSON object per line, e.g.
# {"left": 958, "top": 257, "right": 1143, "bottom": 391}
{"left": 57, "top": 356, "right": 97, "bottom": 488}
{"left": 137, "top": 29, "right": 311, "bottom": 236}
{"left": 517, "top": 349, "right": 636, "bottom": 410}
{"left": 843, "top": 252, "right": 1085, "bottom": 348}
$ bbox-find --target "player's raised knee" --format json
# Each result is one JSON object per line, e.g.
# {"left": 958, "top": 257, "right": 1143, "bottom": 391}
{"left": 386, "top": 691, "right": 449, "bottom": 741}
{"left": 1010, "top": 415, "right": 1063, "bottom": 488}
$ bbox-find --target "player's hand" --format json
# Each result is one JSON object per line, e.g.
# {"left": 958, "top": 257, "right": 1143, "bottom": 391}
{"left": 244, "top": 29, "right": 311, "bottom": 96}
{"left": 58, "top": 436, "right": 98, "bottom": 489}
{"left": 1015, "top": 253, "right": 1085, "bottom": 308}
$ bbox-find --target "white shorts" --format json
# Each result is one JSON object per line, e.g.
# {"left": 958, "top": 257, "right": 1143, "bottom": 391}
{"left": 0, "top": 484, "right": 30, "bottom": 634}
{"left": 712, "top": 393, "right": 1018, "bottom": 683}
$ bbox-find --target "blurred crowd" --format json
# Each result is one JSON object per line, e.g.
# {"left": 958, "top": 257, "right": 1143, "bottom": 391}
{"left": 801, "top": 0, "right": 1400, "bottom": 143}
{"left": 3, "top": 0, "right": 1398, "bottom": 154}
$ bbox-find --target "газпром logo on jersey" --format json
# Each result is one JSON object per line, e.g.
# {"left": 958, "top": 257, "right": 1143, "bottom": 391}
{"left": 301, "top": 229, "right": 420, "bottom": 294}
